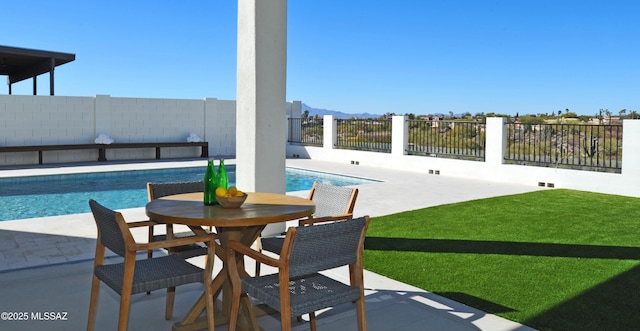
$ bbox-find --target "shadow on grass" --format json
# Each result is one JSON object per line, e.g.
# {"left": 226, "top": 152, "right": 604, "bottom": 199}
{"left": 365, "top": 237, "right": 640, "bottom": 331}
{"left": 364, "top": 237, "right": 640, "bottom": 260}
{"left": 523, "top": 264, "right": 640, "bottom": 331}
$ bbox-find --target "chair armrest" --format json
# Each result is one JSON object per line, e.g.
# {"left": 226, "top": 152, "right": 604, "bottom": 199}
{"left": 126, "top": 220, "right": 158, "bottom": 228}
{"left": 131, "top": 233, "right": 216, "bottom": 252}
{"left": 299, "top": 213, "right": 353, "bottom": 226}
{"left": 228, "top": 240, "right": 280, "bottom": 268}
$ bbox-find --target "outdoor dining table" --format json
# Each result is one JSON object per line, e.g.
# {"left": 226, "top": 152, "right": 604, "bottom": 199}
{"left": 145, "top": 191, "right": 315, "bottom": 331}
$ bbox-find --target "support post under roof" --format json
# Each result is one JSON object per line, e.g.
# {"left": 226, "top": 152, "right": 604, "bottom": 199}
{"left": 235, "top": 0, "right": 288, "bottom": 194}
{"left": 0, "top": 45, "right": 75, "bottom": 95}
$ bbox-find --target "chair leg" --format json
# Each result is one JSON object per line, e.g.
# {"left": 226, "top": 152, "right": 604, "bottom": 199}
{"left": 254, "top": 238, "right": 262, "bottom": 276}
{"left": 279, "top": 272, "right": 293, "bottom": 331}
{"left": 309, "top": 311, "right": 317, "bottom": 331}
{"left": 146, "top": 227, "right": 154, "bottom": 295}
{"left": 280, "top": 308, "right": 292, "bottom": 331}
{"left": 163, "top": 223, "right": 178, "bottom": 314}
{"left": 86, "top": 275, "right": 101, "bottom": 331}
{"left": 147, "top": 225, "right": 155, "bottom": 260}
{"left": 355, "top": 297, "right": 367, "bottom": 331}
{"left": 118, "top": 255, "right": 136, "bottom": 331}
{"left": 165, "top": 287, "right": 176, "bottom": 320}
{"left": 353, "top": 262, "right": 367, "bottom": 331}
{"left": 118, "top": 292, "right": 132, "bottom": 331}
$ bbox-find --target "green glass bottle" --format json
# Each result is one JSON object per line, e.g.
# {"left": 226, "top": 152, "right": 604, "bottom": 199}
{"left": 217, "top": 158, "right": 228, "bottom": 192}
{"left": 203, "top": 160, "right": 218, "bottom": 205}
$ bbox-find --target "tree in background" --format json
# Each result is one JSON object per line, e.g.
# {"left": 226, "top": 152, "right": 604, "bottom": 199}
{"left": 619, "top": 109, "right": 627, "bottom": 120}
{"left": 597, "top": 109, "right": 604, "bottom": 124}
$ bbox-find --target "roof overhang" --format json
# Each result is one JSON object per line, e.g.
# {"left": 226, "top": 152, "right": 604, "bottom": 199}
{"left": 0, "top": 45, "right": 76, "bottom": 95}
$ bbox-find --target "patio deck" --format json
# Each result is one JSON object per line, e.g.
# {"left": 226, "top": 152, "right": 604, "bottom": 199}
{"left": 0, "top": 159, "right": 541, "bottom": 330}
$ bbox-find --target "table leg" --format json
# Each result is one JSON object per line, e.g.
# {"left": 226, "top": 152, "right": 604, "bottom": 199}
{"left": 172, "top": 226, "right": 266, "bottom": 331}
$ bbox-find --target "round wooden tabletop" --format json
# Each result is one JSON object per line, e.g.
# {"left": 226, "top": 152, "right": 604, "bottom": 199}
{"left": 145, "top": 192, "right": 315, "bottom": 227}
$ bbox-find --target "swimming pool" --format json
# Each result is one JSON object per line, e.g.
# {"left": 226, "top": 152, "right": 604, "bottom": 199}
{"left": 0, "top": 166, "right": 376, "bottom": 221}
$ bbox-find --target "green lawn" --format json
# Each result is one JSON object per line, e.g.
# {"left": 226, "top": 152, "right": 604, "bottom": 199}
{"left": 363, "top": 189, "right": 640, "bottom": 331}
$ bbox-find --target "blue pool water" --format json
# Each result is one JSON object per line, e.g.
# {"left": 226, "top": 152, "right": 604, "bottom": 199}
{"left": 0, "top": 166, "right": 375, "bottom": 221}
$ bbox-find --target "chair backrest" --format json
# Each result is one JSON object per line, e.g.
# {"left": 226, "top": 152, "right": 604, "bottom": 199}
{"left": 286, "top": 216, "right": 368, "bottom": 278}
{"left": 308, "top": 182, "right": 358, "bottom": 218}
{"left": 89, "top": 199, "right": 133, "bottom": 257}
{"left": 147, "top": 181, "right": 204, "bottom": 201}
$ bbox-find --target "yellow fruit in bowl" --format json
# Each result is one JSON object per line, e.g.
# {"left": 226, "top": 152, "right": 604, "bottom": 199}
{"left": 216, "top": 187, "right": 248, "bottom": 209}
{"left": 215, "top": 187, "right": 227, "bottom": 197}
{"left": 227, "top": 186, "right": 238, "bottom": 196}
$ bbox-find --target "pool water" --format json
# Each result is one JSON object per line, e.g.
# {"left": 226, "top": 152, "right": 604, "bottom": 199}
{"left": 0, "top": 166, "right": 375, "bottom": 221}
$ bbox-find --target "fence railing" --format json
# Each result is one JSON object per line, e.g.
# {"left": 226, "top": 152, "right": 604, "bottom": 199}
{"left": 505, "top": 123, "right": 622, "bottom": 172}
{"left": 335, "top": 118, "right": 392, "bottom": 153}
{"left": 287, "top": 117, "right": 624, "bottom": 173}
{"left": 287, "top": 118, "right": 323, "bottom": 146}
{"left": 407, "top": 120, "right": 486, "bottom": 161}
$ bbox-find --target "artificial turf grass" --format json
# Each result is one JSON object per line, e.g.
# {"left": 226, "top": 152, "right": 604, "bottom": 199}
{"left": 363, "top": 189, "right": 640, "bottom": 331}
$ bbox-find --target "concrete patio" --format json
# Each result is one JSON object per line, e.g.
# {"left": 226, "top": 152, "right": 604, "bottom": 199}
{"left": 0, "top": 159, "right": 541, "bottom": 330}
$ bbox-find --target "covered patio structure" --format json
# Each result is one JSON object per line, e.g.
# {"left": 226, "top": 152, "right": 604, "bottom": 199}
{"left": 0, "top": 45, "right": 75, "bottom": 96}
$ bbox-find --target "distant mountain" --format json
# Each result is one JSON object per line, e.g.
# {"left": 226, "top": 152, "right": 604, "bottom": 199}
{"left": 301, "top": 103, "right": 380, "bottom": 119}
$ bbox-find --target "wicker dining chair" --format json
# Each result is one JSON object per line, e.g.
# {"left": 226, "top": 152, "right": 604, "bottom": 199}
{"left": 255, "top": 181, "right": 358, "bottom": 276}
{"left": 147, "top": 181, "right": 209, "bottom": 260}
{"left": 87, "top": 199, "right": 215, "bottom": 331}
{"left": 228, "top": 216, "right": 369, "bottom": 331}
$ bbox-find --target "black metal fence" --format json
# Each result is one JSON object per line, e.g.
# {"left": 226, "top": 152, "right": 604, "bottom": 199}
{"left": 505, "top": 123, "right": 622, "bottom": 172}
{"left": 335, "top": 118, "right": 391, "bottom": 153}
{"left": 287, "top": 118, "right": 624, "bottom": 172}
{"left": 407, "top": 120, "right": 486, "bottom": 161}
{"left": 287, "top": 118, "right": 323, "bottom": 146}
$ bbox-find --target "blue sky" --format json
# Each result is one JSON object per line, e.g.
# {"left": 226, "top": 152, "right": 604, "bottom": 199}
{"left": 2, "top": 1, "right": 638, "bottom": 116}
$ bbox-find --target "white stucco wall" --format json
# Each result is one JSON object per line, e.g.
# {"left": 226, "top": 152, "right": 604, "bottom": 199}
{"left": 286, "top": 116, "right": 640, "bottom": 199}
{"left": 103, "top": 96, "right": 206, "bottom": 160}
{"left": 0, "top": 95, "right": 95, "bottom": 164}
{"left": 0, "top": 94, "right": 299, "bottom": 166}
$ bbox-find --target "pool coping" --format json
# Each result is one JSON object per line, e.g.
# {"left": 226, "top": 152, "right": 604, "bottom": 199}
{"left": 0, "top": 158, "right": 211, "bottom": 179}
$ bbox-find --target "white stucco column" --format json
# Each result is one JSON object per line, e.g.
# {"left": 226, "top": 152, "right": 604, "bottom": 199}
{"left": 323, "top": 115, "right": 336, "bottom": 151}
{"left": 286, "top": 100, "right": 302, "bottom": 118}
{"left": 485, "top": 117, "right": 506, "bottom": 166}
{"left": 392, "top": 115, "right": 408, "bottom": 156}
{"left": 236, "top": 0, "right": 288, "bottom": 194}
{"left": 621, "top": 120, "right": 640, "bottom": 175}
